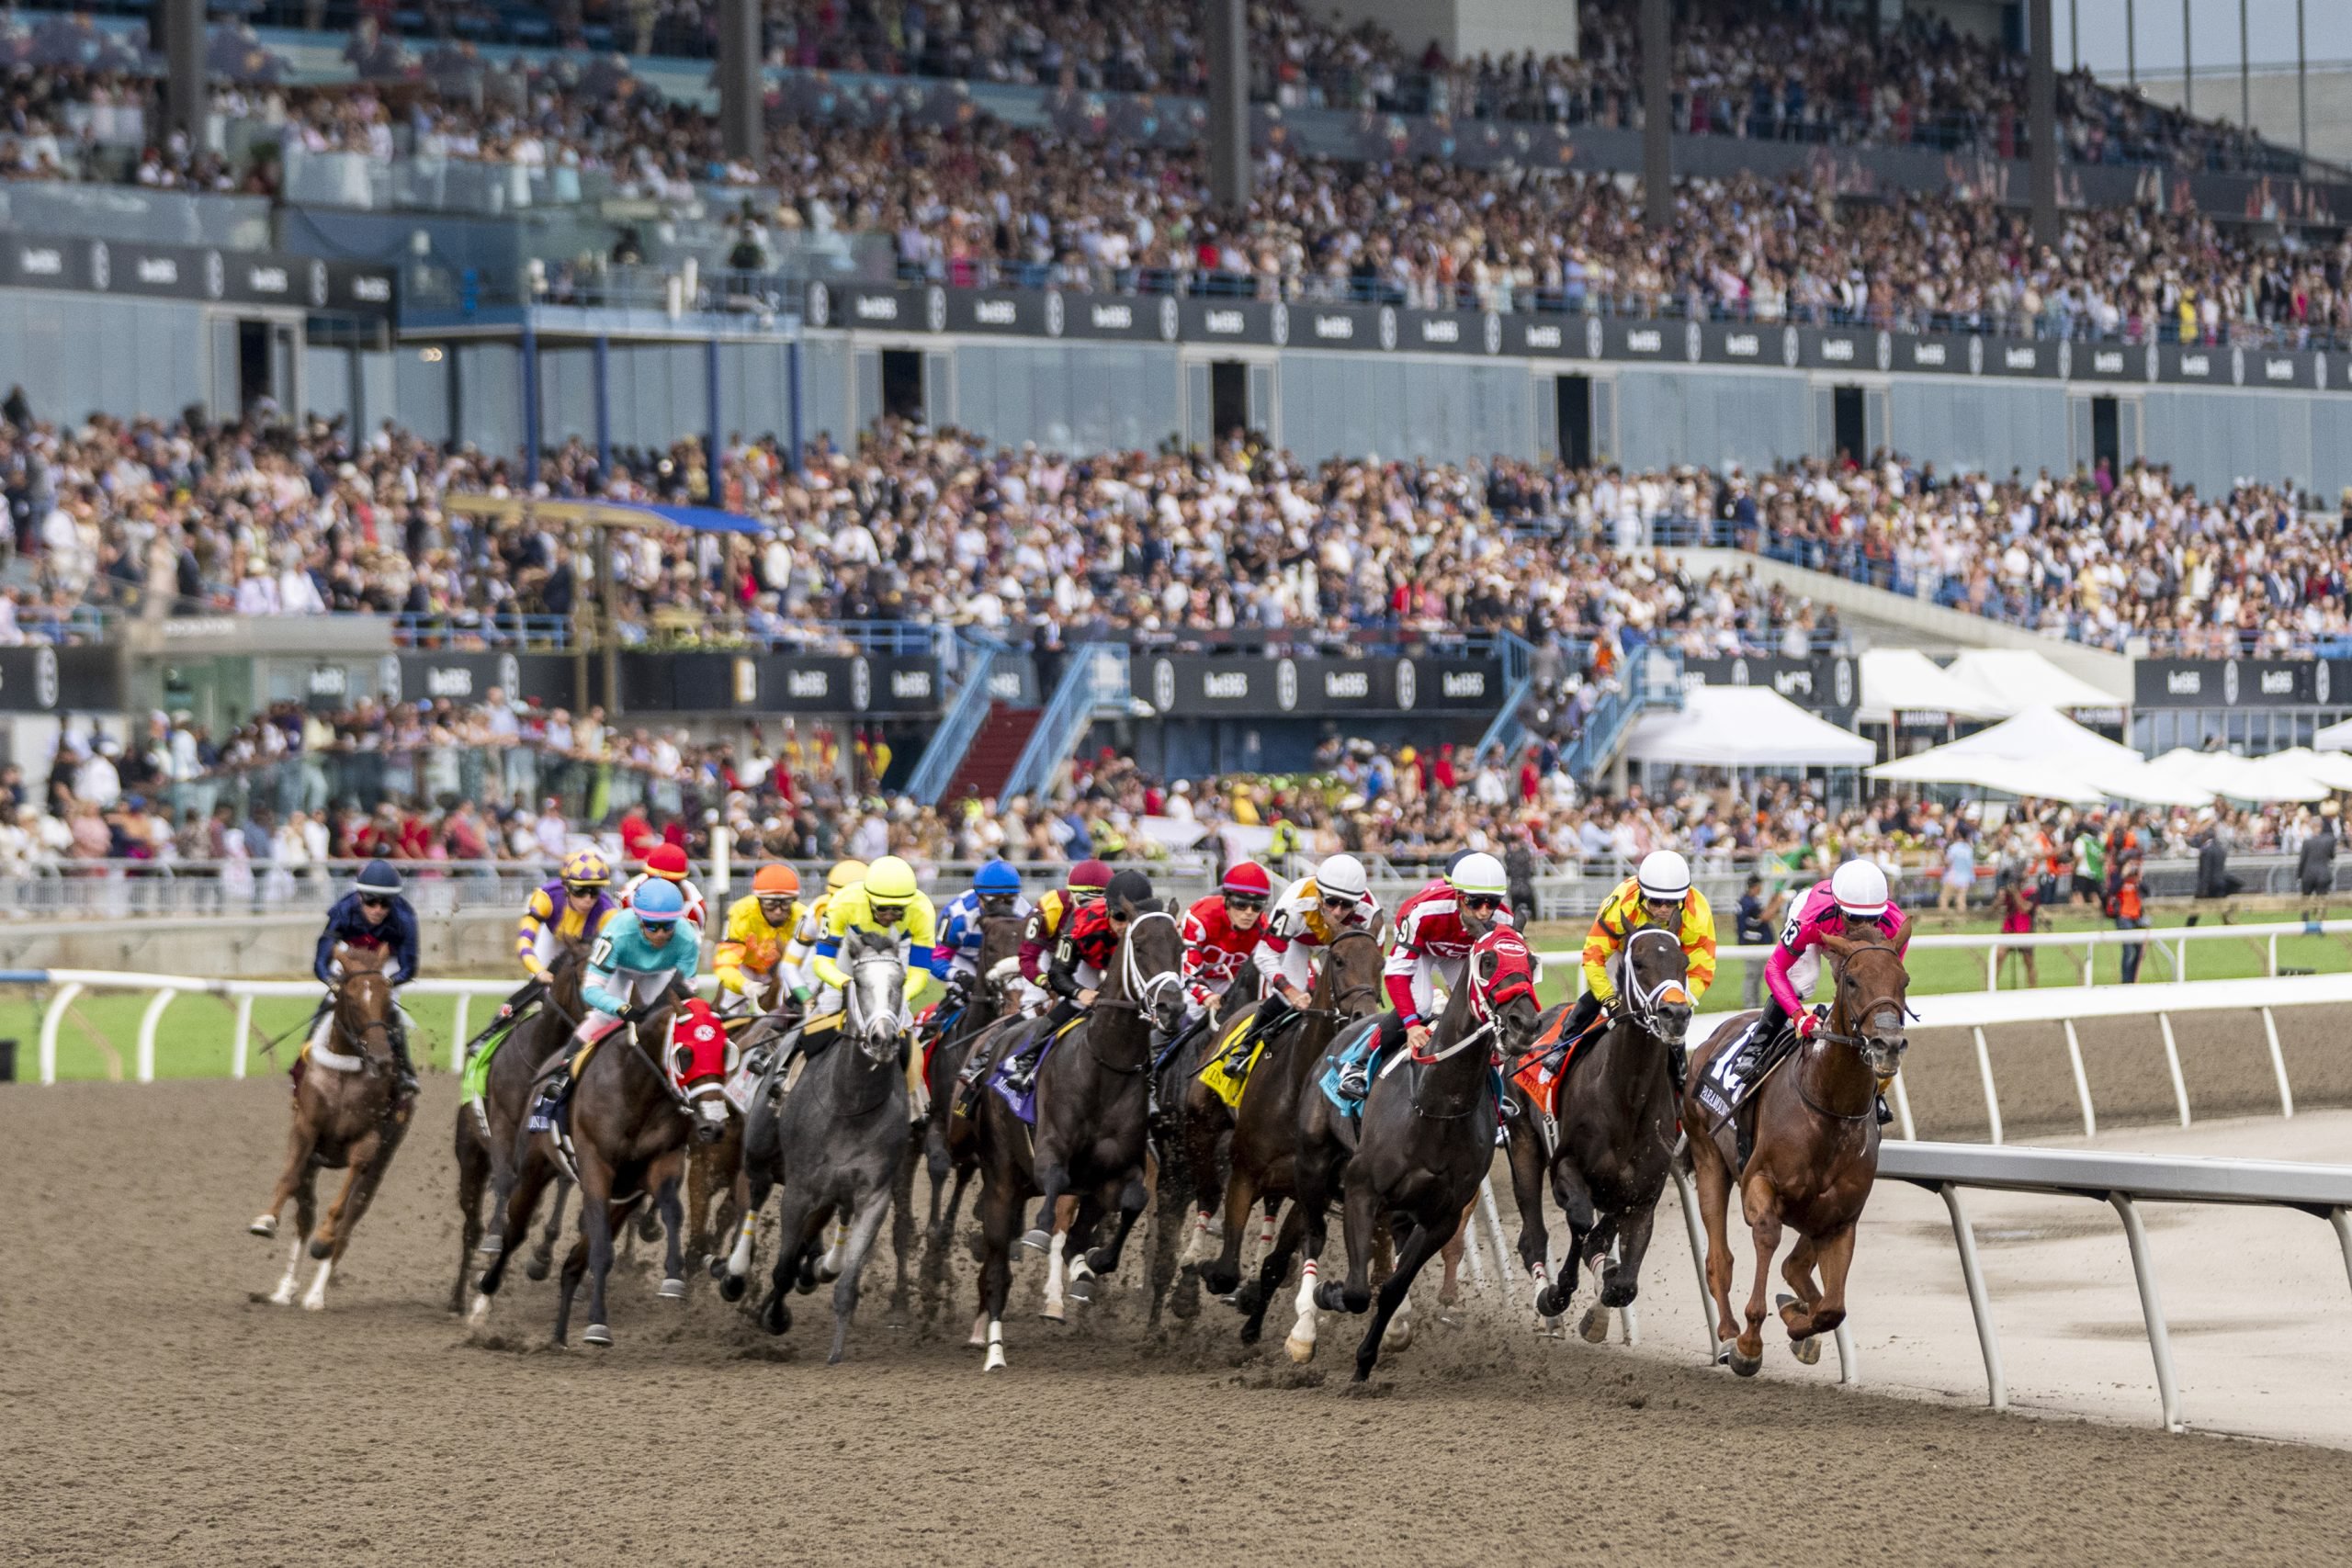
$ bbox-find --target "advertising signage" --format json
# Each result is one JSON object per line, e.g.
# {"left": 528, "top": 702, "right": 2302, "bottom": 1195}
{"left": 2132, "top": 658, "right": 2352, "bottom": 708}
{"left": 1140, "top": 654, "right": 1503, "bottom": 716}
{"left": 625, "top": 653, "right": 944, "bottom": 715}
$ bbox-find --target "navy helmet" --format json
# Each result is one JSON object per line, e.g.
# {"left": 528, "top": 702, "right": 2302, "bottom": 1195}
{"left": 354, "top": 860, "right": 402, "bottom": 897}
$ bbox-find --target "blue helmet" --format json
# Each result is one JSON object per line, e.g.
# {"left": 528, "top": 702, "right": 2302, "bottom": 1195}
{"left": 635, "top": 879, "right": 686, "bottom": 924}
{"left": 974, "top": 860, "right": 1023, "bottom": 897}
{"left": 354, "top": 860, "right": 402, "bottom": 897}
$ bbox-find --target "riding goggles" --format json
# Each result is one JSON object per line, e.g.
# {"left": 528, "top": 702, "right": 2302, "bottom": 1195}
{"left": 1463, "top": 895, "right": 1502, "bottom": 913}
{"left": 1321, "top": 895, "right": 1355, "bottom": 911}
{"left": 871, "top": 903, "right": 907, "bottom": 924}
{"left": 565, "top": 883, "right": 601, "bottom": 899}
{"left": 979, "top": 895, "right": 1018, "bottom": 917}
{"left": 359, "top": 895, "right": 392, "bottom": 910}
{"left": 1224, "top": 894, "right": 1267, "bottom": 912}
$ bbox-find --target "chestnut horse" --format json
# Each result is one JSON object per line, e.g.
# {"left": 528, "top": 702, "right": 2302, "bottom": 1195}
{"left": 249, "top": 943, "right": 413, "bottom": 1310}
{"left": 1682, "top": 929, "right": 1910, "bottom": 1375}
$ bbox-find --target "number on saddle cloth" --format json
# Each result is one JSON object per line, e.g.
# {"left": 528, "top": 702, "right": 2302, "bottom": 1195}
{"left": 1695, "top": 1014, "right": 1782, "bottom": 1123}
{"left": 1313, "top": 1015, "right": 1386, "bottom": 1117}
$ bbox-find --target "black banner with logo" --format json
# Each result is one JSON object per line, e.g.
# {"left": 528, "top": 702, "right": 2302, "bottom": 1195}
{"left": 1680, "top": 652, "right": 1858, "bottom": 726}
{"left": 622, "top": 653, "right": 943, "bottom": 715}
{"left": 0, "top": 646, "right": 124, "bottom": 712}
{"left": 388, "top": 651, "right": 573, "bottom": 708}
{"left": 2132, "top": 658, "right": 2352, "bottom": 708}
{"left": 0, "top": 237, "right": 394, "bottom": 315}
{"left": 1139, "top": 654, "right": 1502, "bottom": 716}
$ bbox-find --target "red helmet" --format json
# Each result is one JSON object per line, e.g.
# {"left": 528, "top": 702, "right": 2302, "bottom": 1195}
{"left": 645, "top": 843, "right": 690, "bottom": 880}
{"left": 1220, "top": 861, "right": 1272, "bottom": 897}
{"left": 1068, "top": 859, "right": 1113, "bottom": 892}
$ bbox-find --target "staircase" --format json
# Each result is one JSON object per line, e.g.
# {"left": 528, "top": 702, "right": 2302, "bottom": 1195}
{"left": 939, "top": 703, "right": 1044, "bottom": 806}
{"left": 1562, "top": 646, "right": 1686, "bottom": 787}
{"left": 1004, "top": 645, "right": 1134, "bottom": 800}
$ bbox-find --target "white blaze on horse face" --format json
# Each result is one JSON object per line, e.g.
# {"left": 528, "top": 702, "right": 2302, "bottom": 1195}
{"left": 300, "top": 1259, "right": 334, "bottom": 1312}
{"left": 269, "top": 1236, "right": 303, "bottom": 1305}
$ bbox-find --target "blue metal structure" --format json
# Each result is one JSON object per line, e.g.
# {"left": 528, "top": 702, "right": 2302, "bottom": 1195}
{"left": 1003, "top": 644, "right": 1131, "bottom": 800}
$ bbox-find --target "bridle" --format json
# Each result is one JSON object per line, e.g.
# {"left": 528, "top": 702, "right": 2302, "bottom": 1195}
{"left": 1092, "top": 908, "right": 1183, "bottom": 1021}
{"left": 1621, "top": 926, "right": 1694, "bottom": 1042}
{"left": 1295, "top": 927, "right": 1385, "bottom": 1021}
{"left": 1811, "top": 937, "right": 1914, "bottom": 1057}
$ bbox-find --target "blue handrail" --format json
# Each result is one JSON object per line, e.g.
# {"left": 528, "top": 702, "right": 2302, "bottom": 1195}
{"left": 1004, "top": 644, "right": 1131, "bottom": 800}
{"left": 907, "top": 633, "right": 1006, "bottom": 804}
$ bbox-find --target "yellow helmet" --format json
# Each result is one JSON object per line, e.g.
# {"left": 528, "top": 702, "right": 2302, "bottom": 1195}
{"left": 864, "top": 855, "right": 920, "bottom": 902}
{"left": 826, "top": 859, "right": 868, "bottom": 893}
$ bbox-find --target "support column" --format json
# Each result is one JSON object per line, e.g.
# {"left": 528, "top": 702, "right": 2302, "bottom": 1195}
{"left": 2182, "top": 0, "right": 2193, "bottom": 117}
{"left": 1641, "top": 0, "right": 1670, "bottom": 231}
{"left": 1205, "top": 0, "right": 1250, "bottom": 209}
{"left": 592, "top": 334, "right": 612, "bottom": 479}
{"left": 718, "top": 0, "right": 763, "bottom": 164}
{"left": 2238, "top": 0, "right": 2250, "bottom": 132}
{"left": 2029, "top": 0, "right": 2059, "bottom": 250}
{"left": 787, "top": 338, "right": 805, "bottom": 469}
{"left": 520, "top": 316, "right": 541, "bottom": 490}
{"left": 2127, "top": 0, "right": 2137, "bottom": 85}
{"left": 2299, "top": 0, "right": 2310, "bottom": 160}
{"left": 161, "top": 0, "right": 206, "bottom": 151}
{"left": 706, "top": 335, "right": 723, "bottom": 503}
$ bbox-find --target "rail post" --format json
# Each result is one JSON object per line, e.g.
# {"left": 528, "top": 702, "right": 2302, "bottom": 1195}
{"left": 2109, "top": 1191, "right": 2183, "bottom": 1433}
{"left": 2157, "top": 1012, "right": 2191, "bottom": 1126}
{"left": 135, "top": 987, "right": 178, "bottom": 1083}
{"left": 2062, "top": 1019, "right": 2096, "bottom": 1137}
{"left": 2267, "top": 932, "right": 2280, "bottom": 976}
{"left": 231, "top": 990, "right": 254, "bottom": 1080}
{"left": 2332, "top": 1208, "right": 2352, "bottom": 1299}
{"left": 1973, "top": 1026, "right": 2004, "bottom": 1145}
{"left": 1940, "top": 1182, "right": 2007, "bottom": 1410}
{"left": 38, "top": 981, "right": 83, "bottom": 1085}
{"left": 1891, "top": 1070, "right": 1917, "bottom": 1141}
{"left": 1477, "top": 1176, "right": 1514, "bottom": 1286}
{"left": 2260, "top": 1007, "right": 2295, "bottom": 1118}
{"left": 1668, "top": 1162, "right": 1717, "bottom": 1360}
{"left": 449, "top": 994, "right": 471, "bottom": 1074}
{"left": 1832, "top": 1321, "right": 1859, "bottom": 1387}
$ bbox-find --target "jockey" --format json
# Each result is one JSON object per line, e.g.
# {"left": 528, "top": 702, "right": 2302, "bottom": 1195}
{"left": 582, "top": 879, "right": 702, "bottom": 1021}
{"left": 999, "top": 866, "right": 1154, "bottom": 1096}
{"left": 809, "top": 854, "right": 944, "bottom": 1008}
{"left": 713, "top": 863, "right": 811, "bottom": 1018}
{"left": 311, "top": 858, "right": 421, "bottom": 1094}
{"left": 514, "top": 848, "right": 618, "bottom": 981}
{"left": 785, "top": 858, "right": 867, "bottom": 1007}
{"left": 619, "top": 842, "right": 707, "bottom": 934}
{"left": 1722, "top": 859, "right": 1909, "bottom": 1126}
{"left": 934, "top": 858, "right": 1033, "bottom": 1027}
{"left": 1181, "top": 861, "right": 1272, "bottom": 1021}
{"left": 1339, "top": 852, "right": 1512, "bottom": 1100}
{"left": 1552, "top": 850, "right": 1717, "bottom": 1082}
{"left": 1016, "top": 857, "right": 1113, "bottom": 1012}
{"left": 1250, "top": 851, "right": 1382, "bottom": 1008}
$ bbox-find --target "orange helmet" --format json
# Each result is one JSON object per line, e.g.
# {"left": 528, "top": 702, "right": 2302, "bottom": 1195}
{"left": 752, "top": 863, "right": 800, "bottom": 898}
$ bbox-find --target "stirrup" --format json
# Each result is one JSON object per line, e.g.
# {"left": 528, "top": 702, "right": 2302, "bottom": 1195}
{"left": 1336, "top": 1063, "right": 1371, "bottom": 1100}
{"left": 1874, "top": 1093, "right": 1893, "bottom": 1127}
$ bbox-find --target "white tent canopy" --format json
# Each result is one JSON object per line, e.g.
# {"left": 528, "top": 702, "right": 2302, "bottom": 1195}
{"left": 2315, "top": 716, "right": 2352, "bottom": 753}
{"left": 2270, "top": 747, "right": 2352, "bottom": 793}
{"left": 1856, "top": 649, "right": 2007, "bottom": 726}
{"left": 1626, "top": 686, "right": 1874, "bottom": 769}
{"left": 1869, "top": 705, "right": 2210, "bottom": 805}
{"left": 1942, "top": 649, "right": 2125, "bottom": 716}
{"left": 2143, "top": 748, "right": 2331, "bottom": 804}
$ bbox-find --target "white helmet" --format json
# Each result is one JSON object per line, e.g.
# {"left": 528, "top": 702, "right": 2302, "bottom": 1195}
{"left": 1636, "top": 850, "right": 1691, "bottom": 903}
{"left": 1447, "top": 852, "right": 1509, "bottom": 899}
{"left": 1831, "top": 858, "right": 1890, "bottom": 919}
{"left": 1316, "top": 852, "right": 1369, "bottom": 901}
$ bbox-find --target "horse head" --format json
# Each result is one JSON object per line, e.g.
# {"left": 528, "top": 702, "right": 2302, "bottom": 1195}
{"left": 842, "top": 926, "right": 909, "bottom": 1064}
{"left": 332, "top": 942, "right": 396, "bottom": 1066}
{"left": 976, "top": 912, "right": 1026, "bottom": 1009}
{"left": 1468, "top": 927, "right": 1544, "bottom": 1060}
{"left": 1113, "top": 893, "right": 1187, "bottom": 1037}
{"left": 1621, "top": 926, "right": 1695, "bottom": 1049}
{"left": 1822, "top": 917, "right": 1912, "bottom": 1079}
{"left": 1315, "top": 926, "right": 1386, "bottom": 1021}
{"left": 664, "top": 998, "right": 735, "bottom": 1142}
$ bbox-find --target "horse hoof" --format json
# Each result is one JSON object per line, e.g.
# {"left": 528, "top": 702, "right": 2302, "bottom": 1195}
{"left": 1068, "top": 1274, "right": 1095, "bottom": 1304}
{"left": 523, "top": 1258, "right": 551, "bottom": 1282}
{"left": 307, "top": 1239, "right": 334, "bottom": 1261}
{"left": 468, "top": 1294, "right": 492, "bottom": 1325}
{"left": 248, "top": 1214, "right": 277, "bottom": 1238}
{"left": 1790, "top": 1333, "right": 1823, "bottom": 1367}
{"left": 1019, "top": 1229, "right": 1050, "bottom": 1253}
{"left": 983, "top": 1346, "right": 1007, "bottom": 1372}
{"left": 718, "top": 1273, "right": 747, "bottom": 1304}
{"left": 1533, "top": 1282, "right": 1566, "bottom": 1318}
{"left": 1382, "top": 1322, "right": 1413, "bottom": 1353}
{"left": 1535, "top": 1314, "right": 1565, "bottom": 1337}
{"left": 1039, "top": 1303, "right": 1066, "bottom": 1324}
{"left": 1284, "top": 1334, "right": 1317, "bottom": 1365}
{"left": 583, "top": 1323, "right": 613, "bottom": 1348}
{"left": 1729, "top": 1348, "right": 1763, "bottom": 1378}
{"left": 659, "top": 1277, "right": 686, "bottom": 1301}
{"left": 1578, "top": 1304, "right": 1612, "bottom": 1345}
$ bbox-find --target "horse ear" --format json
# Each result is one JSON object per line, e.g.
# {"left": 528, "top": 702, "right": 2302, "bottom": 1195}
{"left": 1887, "top": 913, "right": 1913, "bottom": 951}
{"left": 1817, "top": 932, "right": 1855, "bottom": 963}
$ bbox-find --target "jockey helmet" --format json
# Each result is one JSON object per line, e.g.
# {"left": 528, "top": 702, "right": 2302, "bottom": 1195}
{"left": 1831, "top": 859, "right": 1891, "bottom": 919}
{"left": 644, "top": 843, "right": 690, "bottom": 880}
{"left": 752, "top": 863, "right": 800, "bottom": 898}
{"left": 1447, "top": 852, "right": 1508, "bottom": 900}
{"left": 865, "top": 856, "right": 921, "bottom": 903}
{"left": 974, "top": 859, "right": 1023, "bottom": 897}
{"left": 1637, "top": 851, "right": 1691, "bottom": 904}
{"left": 826, "top": 859, "right": 869, "bottom": 893}
{"left": 1068, "top": 858, "right": 1114, "bottom": 892}
{"left": 561, "top": 849, "right": 611, "bottom": 888}
{"left": 1315, "top": 853, "right": 1369, "bottom": 902}
{"left": 353, "top": 860, "right": 402, "bottom": 897}
{"left": 1106, "top": 868, "right": 1156, "bottom": 910}
{"left": 635, "top": 880, "right": 686, "bottom": 924}
{"left": 1220, "top": 861, "right": 1272, "bottom": 898}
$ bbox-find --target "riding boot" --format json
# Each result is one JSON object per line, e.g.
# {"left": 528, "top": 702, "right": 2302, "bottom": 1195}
{"left": 390, "top": 1021, "right": 419, "bottom": 1100}
{"left": 1666, "top": 1040, "right": 1688, "bottom": 1090}
{"left": 1874, "top": 1093, "right": 1894, "bottom": 1126}
{"left": 1560, "top": 987, "right": 1604, "bottom": 1048}
{"left": 1735, "top": 1110, "right": 1755, "bottom": 1172}
{"left": 1339, "top": 1013, "right": 1404, "bottom": 1100}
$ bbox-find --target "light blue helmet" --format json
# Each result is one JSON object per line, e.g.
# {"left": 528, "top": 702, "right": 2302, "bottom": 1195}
{"left": 974, "top": 860, "right": 1023, "bottom": 897}
{"left": 635, "top": 879, "right": 686, "bottom": 924}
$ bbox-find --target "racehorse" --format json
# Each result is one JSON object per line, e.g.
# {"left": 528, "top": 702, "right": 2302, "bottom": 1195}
{"left": 1193, "top": 928, "right": 1385, "bottom": 1333}
{"left": 448, "top": 938, "right": 590, "bottom": 1313}
{"left": 905, "top": 912, "right": 1025, "bottom": 1310}
{"left": 1504, "top": 925, "right": 1692, "bottom": 1342}
{"left": 723, "top": 928, "right": 914, "bottom": 1362}
{"left": 1286, "top": 928, "right": 1542, "bottom": 1381}
{"left": 248, "top": 943, "right": 413, "bottom": 1311}
{"left": 1682, "top": 926, "right": 1910, "bottom": 1375}
{"left": 969, "top": 889, "right": 1184, "bottom": 1371}
{"left": 471, "top": 983, "right": 730, "bottom": 1346}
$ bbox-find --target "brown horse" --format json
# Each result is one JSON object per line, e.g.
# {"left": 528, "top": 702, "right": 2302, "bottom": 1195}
{"left": 1682, "top": 929, "right": 1910, "bottom": 1375}
{"left": 449, "top": 940, "right": 590, "bottom": 1312}
{"left": 249, "top": 944, "right": 413, "bottom": 1310}
{"left": 1195, "top": 929, "right": 1385, "bottom": 1325}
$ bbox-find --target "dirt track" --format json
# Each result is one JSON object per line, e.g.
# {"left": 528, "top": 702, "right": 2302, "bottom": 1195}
{"left": 8, "top": 1077, "right": 2352, "bottom": 1568}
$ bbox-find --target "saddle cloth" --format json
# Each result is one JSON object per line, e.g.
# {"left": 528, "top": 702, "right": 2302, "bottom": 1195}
{"left": 988, "top": 1014, "right": 1085, "bottom": 1126}
{"left": 1196, "top": 1010, "right": 1277, "bottom": 1111}
{"left": 1510, "top": 1006, "right": 1587, "bottom": 1116}
{"left": 1313, "top": 1016, "right": 1386, "bottom": 1120}
{"left": 1695, "top": 1014, "right": 1787, "bottom": 1123}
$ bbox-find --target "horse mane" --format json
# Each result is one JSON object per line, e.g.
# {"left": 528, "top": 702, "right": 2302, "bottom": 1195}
{"left": 336, "top": 942, "right": 390, "bottom": 976}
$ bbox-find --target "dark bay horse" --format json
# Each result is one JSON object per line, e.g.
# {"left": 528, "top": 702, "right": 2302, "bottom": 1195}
{"left": 449, "top": 939, "right": 589, "bottom": 1313}
{"left": 1682, "top": 927, "right": 1910, "bottom": 1375}
{"left": 908, "top": 913, "right": 1025, "bottom": 1302}
{"left": 1287, "top": 929, "right": 1543, "bottom": 1381}
{"left": 1195, "top": 929, "right": 1385, "bottom": 1331}
{"left": 249, "top": 943, "right": 413, "bottom": 1311}
{"left": 1504, "top": 925, "right": 1692, "bottom": 1343}
{"left": 970, "top": 890, "right": 1184, "bottom": 1370}
{"left": 473, "top": 985, "right": 730, "bottom": 1346}
{"left": 727, "top": 928, "right": 913, "bottom": 1362}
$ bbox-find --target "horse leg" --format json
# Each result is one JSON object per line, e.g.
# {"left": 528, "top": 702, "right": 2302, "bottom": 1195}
{"left": 1504, "top": 1116, "right": 1555, "bottom": 1323}
{"left": 1778, "top": 1235, "right": 1827, "bottom": 1365}
{"left": 1032, "top": 1156, "right": 1072, "bottom": 1323}
{"left": 269, "top": 1161, "right": 318, "bottom": 1306}
{"left": 1735, "top": 1184, "right": 1784, "bottom": 1376}
{"left": 526, "top": 1178, "right": 571, "bottom": 1280}
{"left": 1240, "top": 1201, "right": 1306, "bottom": 1345}
{"left": 308, "top": 1122, "right": 400, "bottom": 1310}
{"left": 1087, "top": 1172, "right": 1149, "bottom": 1279}
{"left": 828, "top": 1181, "right": 899, "bottom": 1364}
{"left": 473, "top": 1148, "right": 553, "bottom": 1318}
{"left": 1785, "top": 1224, "right": 1856, "bottom": 1346}
{"left": 1354, "top": 1217, "right": 1451, "bottom": 1383}
{"left": 888, "top": 1144, "right": 917, "bottom": 1321}
{"left": 576, "top": 1156, "right": 618, "bottom": 1348}
{"left": 1198, "top": 1163, "right": 1261, "bottom": 1300}
{"left": 1689, "top": 1134, "right": 1745, "bottom": 1361}
{"left": 761, "top": 1183, "right": 822, "bottom": 1337}
{"left": 1434, "top": 1207, "right": 1467, "bottom": 1310}
{"left": 451, "top": 1122, "right": 489, "bottom": 1314}
{"left": 553, "top": 1230, "right": 590, "bottom": 1346}
{"left": 1319, "top": 1179, "right": 1377, "bottom": 1317}
{"left": 252, "top": 1115, "right": 316, "bottom": 1238}
{"left": 1285, "top": 1134, "right": 1337, "bottom": 1363}
{"left": 977, "top": 1179, "right": 1017, "bottom": 1371}
{"left": 1592, "top": 1201, "right": 1657, "bottom": 1333}
{"left": 1178, "top": 1093, "right": 1227, "bottom": 1266}
{"left": 1145, "top": 1145, "right": 1189, "bottom": 1329}
{"left": 654, "top": 1164, "right": 688, "bottom": 1300}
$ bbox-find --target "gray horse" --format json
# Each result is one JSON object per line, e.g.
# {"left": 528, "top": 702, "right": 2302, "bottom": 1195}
{"left": 723, "top": 926, "right": 913, "bottom": 1363}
